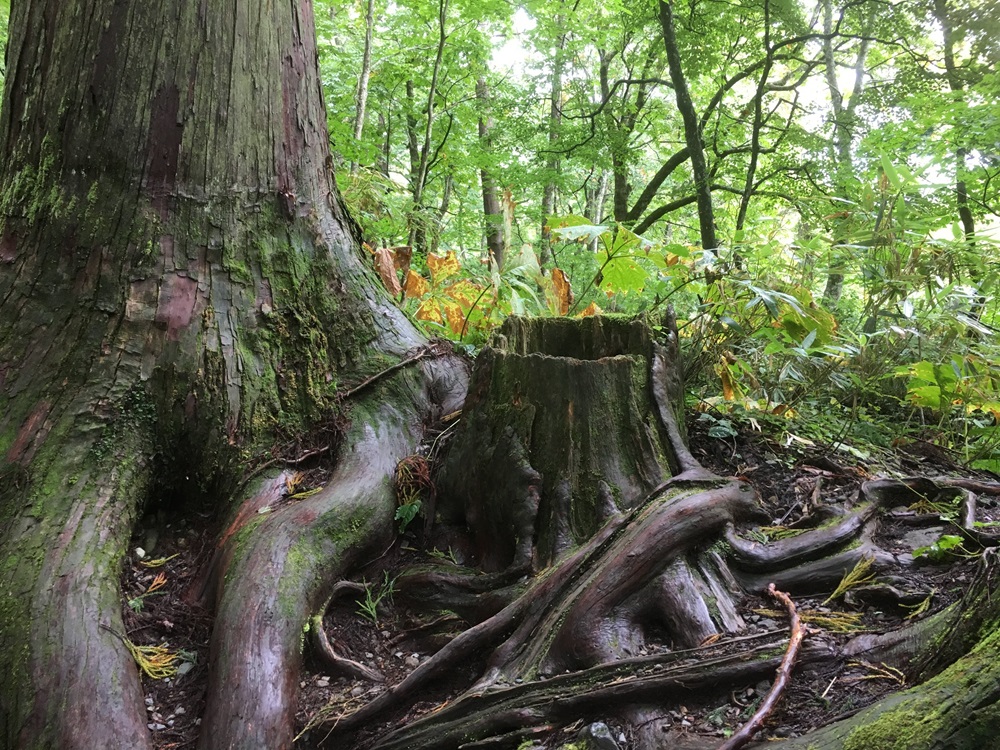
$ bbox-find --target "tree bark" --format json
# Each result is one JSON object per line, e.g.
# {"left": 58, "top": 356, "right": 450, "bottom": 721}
{"left": 0, "top": 1, "right": 458, "bottom": 748}
{"left": 476, "top": 76, "right": 504, "bottom": 268}
{"left": 350, "top": 0, "right": 377, "bottom": 174}
{"left": 658, "top": 0, "right": 717, "bottom": 250}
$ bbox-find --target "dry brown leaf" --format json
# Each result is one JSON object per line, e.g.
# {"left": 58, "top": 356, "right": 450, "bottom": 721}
{"left": 577, "top": 302, "right": 602, "bottom": 317}
{"left": 551, "top": 268, "right": 573, "bottom": 315}
{"left": 389, "top": 245, "right": 413, "bottom": 276}
{"left": 372, "top": 247, "right": 402, "bottom": 296}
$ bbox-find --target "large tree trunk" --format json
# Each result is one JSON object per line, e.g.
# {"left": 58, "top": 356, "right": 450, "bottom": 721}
{"left": 0, "top": 2, "right": 460, "bottom": 748}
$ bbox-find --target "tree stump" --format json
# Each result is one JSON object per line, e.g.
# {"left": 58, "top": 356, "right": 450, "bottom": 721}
{"left": 437, "top": 314, "right": 697, "bottom": 571}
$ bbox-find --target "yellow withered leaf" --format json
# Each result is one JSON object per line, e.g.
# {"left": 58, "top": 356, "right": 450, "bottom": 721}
{"left": 415, "top": 299, "right": 444, "bottom": 325}
{"left": 403, "top": 270, "right": 430, "bottom": 299}
{"left": 427, "top": 251, "right": 461, "bottom": 284}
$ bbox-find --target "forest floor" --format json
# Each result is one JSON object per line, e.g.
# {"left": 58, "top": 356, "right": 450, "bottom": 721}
{"left": 122, "top": 409, "right": 999, "bottom": 750}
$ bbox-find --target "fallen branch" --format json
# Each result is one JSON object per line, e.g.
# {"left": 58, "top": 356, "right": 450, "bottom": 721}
{"left": 717, "top": 584, "right": 806, "bottom": 750}
{"left": 341, "top": 341, "right": 453, "bottom": 401}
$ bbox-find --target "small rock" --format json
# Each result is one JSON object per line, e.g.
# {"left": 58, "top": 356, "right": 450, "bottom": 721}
{"left": 755, "top": 679, "right": 772, "bottom": 695}
{"left": 144, "top": 696, "right": 154, "bottom": 707}
{"left": 146, "top": 706, "right": 154, "bottom": 713}
{"left": 577, "top": 721, "right": 620, "bottom": 750}
{"left": 175, "top": 707, "right": 186, "bottom": 715}
{"left": 350, "top": 686, "right": 366, "bottom": 697}
{"left": 300, "top": 681, "right": 307, "bottom": 688}
{"left": 317, "top": 679, "right": 330, "bottom": 688}
{"left": 680, "top": 719, "right": 692, "bottom": 728}
{"left": 404, "top": 656, "right": 420, "bottom": 669}
{"left": 135, "top": 547, "right": 146, "bottom": 559}
{"left": 365, "top": 652, "right": 374, "bottom": 659}
{"left": 381, "top": 631, "right": 391, "bottom": 638}
{"left": 773, "top": 726, "right": 793, "bottom": 737}
{"left": 147, "top": 723, "right": 166, "bottom": 731}
{"left": 394, "top": 652, "right": 403, "bottom": 658}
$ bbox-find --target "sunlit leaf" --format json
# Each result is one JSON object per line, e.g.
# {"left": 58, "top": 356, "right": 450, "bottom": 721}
{"left": 578, "top": 302, "right": 602, "bottom": 317}
{"left": 551, "top": 223, "right": 610, "bottom": 244}
{"left": 596, "top": 251, "right": 647, "bottom": 293}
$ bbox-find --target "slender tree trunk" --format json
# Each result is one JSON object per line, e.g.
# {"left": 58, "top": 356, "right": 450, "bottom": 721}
{"left": 0, "top": 2, "right": 459, "bottom": 748}
{"left": 734, "top": 0, "right": 773, "bottom": 246}
{"left": 350, "top": 0, "right": 376, "bottom": 174}
{"left": 539, "top": 13, "right": 567, "bottom": 267}
{"left": 476, "top": 76, "right": 504, "bottom": 267}
{"left": 407, "top": 0, "right": 448, "bottom": 255}
{"left": 932, "top": 0, "right": 980, "bottom": 318}
{"left": 820, "top": 0, "right": 870, "bottom": 306}
{"left": 658, "top": 0, "right": 717, "bottom": 250}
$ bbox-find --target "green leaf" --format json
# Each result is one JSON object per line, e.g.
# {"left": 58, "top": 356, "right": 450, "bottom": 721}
{"left": 880, "top": 153, "right": 901, "bottom": 190}
{"left": 595, "top": 251, "right": 648, "bottom": 293}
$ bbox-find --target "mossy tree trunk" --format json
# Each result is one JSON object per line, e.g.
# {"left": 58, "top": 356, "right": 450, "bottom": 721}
{"left": 0, "top": 2, "right": 461, "bottom": 749}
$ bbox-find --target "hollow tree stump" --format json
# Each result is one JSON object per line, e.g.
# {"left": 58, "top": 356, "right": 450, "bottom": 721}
{"left": 437, "top": 314, "right": 694, "bottom": 572}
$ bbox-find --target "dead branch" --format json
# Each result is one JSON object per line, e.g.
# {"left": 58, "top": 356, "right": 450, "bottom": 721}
{"left": 717, "top": 584, "right": 806, "bottom": 750}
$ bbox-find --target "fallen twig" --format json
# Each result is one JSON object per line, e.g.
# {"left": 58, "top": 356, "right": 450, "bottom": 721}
{"left": 717, "top": 583, "right": 806, "bottom": 750}
{"left": 341, "top": 341, "right": 452, "bottom": 401}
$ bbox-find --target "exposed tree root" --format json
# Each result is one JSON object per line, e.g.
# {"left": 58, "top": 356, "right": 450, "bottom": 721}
{"left": 311, "top": 581, "right": 384, "bottom": 683}
{"left": 199, "top": 358, "right": 466, "bottom": 750}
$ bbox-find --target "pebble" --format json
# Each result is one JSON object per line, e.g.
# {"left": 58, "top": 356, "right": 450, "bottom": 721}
{"left": 317, "top": 679, "right": 329, "bottom": 688}
{"left": 144, "top": 696, "right": 153, "bottom": 707}
{"left": 577, "top": 721, "right": 620, "bottom": 750}
{"left": 404, "top": 655, "right": 420, "bottom": 669}
{"left": 381, "top": 631, "right": 390, "bottom": 638}
{"left": 147, "top": 723, "right": 166, "bottom": 731}
{"left": 175, "top": 707, "right": 186, "bottom": 715}
{"left": 350, "top": 686, "right": 366, "bottom": 697}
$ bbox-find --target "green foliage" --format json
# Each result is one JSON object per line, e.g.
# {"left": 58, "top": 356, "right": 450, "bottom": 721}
{"left": 356, "top": 573, "right": 395, "bottom": 627}
{"left": 394, "top": 497, "right": 421, "bottom": 533}
{"left": 913, "top": 534, "right": 972, "bottom": 563}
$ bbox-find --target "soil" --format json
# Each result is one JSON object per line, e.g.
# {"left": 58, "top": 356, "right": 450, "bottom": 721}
{"left": 120, "top": 411, "right": 1000, "bottom": 750}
